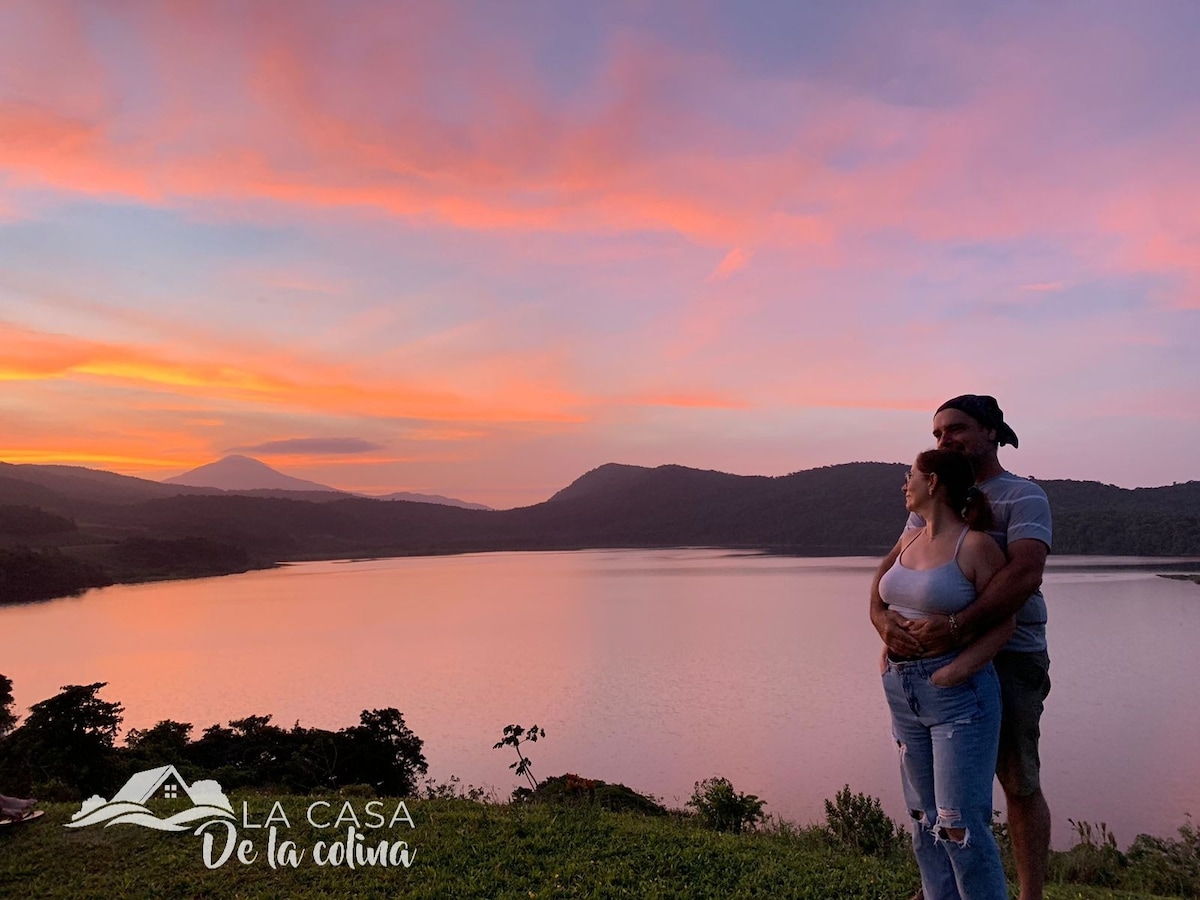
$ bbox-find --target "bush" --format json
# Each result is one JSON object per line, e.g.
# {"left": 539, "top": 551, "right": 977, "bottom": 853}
{"left": 531, "top": 774, "right": 666, "bottom": 815}
{"left": 1123, "top": 817, "right": 1200, "bottom": 898}
{"left": 823, "top": 785, "right": 905, "bottom": 857}
{"left": 1055, "top": 819, "right": 1124, "bottom": 887}
{"left": 687, "top": 777, "right": 765, "bottom": 834}
{"left": 28, "top": 777, "right": 79, "bottom": 803}
{"left": 420, "top": 776, "right": 490, "bottom": 803}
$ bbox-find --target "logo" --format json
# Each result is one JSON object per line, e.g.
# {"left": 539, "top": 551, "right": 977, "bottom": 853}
{"left": 65, "top": 763, "right": 417, "bottom": 870}
{"left": 66, "top": 764, "right": 234, "bottom": 832}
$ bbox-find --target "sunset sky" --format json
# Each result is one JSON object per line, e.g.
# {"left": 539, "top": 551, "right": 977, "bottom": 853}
{"left": 2, "top": 1, "right": 1197, "bottom": 508}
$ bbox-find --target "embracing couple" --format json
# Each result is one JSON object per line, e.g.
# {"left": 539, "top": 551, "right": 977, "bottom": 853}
{"left": 870, "top": 395, "right": 1053, "bottom": 900}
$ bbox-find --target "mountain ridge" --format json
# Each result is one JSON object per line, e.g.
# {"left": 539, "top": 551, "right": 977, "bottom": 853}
{"left": 164, "top": 455, "right": 344, "bottom": 493}
{"left": 2, "top": 458, "right": 1198, "bottom": 603}
{"left": 163, "top": 455, "right": 490, "bottom": 509}
{"left": 373, "top": 491, "right": 492, "bottom": 511}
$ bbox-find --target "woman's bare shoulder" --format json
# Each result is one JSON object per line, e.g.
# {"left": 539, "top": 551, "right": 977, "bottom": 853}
{"left": 962, "top": 530, "right": 1006, "bottom": 566}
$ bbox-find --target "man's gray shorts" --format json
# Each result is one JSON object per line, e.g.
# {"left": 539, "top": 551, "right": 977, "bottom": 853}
{"left": 993, "top": 649, "right": 1051, "bottom": 798}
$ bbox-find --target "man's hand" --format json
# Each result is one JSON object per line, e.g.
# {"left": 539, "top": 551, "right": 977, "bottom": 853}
{"left": 906, "top": 613, "right": 958, "bottom": 656}
{"left": 930, "top": 663, "right": 966, "bottom": 688}
{"left": 877, "top": 608, "right": 925, "bottom": 658}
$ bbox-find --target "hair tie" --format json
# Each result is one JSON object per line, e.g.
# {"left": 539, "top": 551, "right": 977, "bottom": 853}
{"left": 961, "top": 485, "right": 983, "bottom": 520}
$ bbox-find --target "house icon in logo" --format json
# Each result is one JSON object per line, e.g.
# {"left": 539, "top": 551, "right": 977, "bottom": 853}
{"left": 67, "top": 765, "right": 234, "bottom": 832}
{"left": 109, "top": 765, "right": 195, "bottom": 805}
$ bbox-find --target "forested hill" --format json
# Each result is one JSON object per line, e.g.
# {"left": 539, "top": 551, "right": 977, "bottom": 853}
{"left": 1, "top": 460, "right": 1198, "bottom": 603}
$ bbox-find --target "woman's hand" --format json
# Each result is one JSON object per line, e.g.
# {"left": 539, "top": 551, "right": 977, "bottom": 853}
{"left": 878, "top": 609, "right": 925, "bottom": 658}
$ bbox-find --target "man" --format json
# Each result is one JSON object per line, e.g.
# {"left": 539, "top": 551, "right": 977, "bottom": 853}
{"left": 870, "top": 395, "right": 1052, "bottom": 900}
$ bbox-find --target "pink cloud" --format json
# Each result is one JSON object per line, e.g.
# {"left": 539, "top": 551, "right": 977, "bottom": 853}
{"left": 707, "top": 247, "right": 752, "bottom": 282}
{"left": 601, "top": 391, "right": 750, "bottom": 411}
{"left": 0, "top": 0, "right": 1193, "bottom": 313}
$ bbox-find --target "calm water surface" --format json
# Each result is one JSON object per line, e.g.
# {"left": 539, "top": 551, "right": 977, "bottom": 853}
{"left": 3, "top": 550, "right": 1198, "bottom": 848}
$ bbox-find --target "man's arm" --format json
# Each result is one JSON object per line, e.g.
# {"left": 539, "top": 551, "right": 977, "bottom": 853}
{"left": 930, "top": 529, "right": 1014, "bottom": 685}
{"left": 869, "top": 538, "right": 925, "bottom": 658}
{"left": 907, "top": 538, "right": 1048, "bottom": 653}
{"left": 930, "top": 617, "right": 1016, "bottom": 685}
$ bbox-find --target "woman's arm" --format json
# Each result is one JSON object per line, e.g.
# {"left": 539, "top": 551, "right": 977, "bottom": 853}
{"left": 869, "top": 534, "right": 925, "bottom": 659}
{"left": 931, "top": 532, "right": 1013, "bottom": 687}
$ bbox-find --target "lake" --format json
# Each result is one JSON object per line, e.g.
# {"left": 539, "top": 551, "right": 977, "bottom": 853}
{"left": 3, "top": 549, "right": 1198, "bottom": 848}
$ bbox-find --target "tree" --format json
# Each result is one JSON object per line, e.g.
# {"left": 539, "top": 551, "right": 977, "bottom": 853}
{"left": 338, "top": 708, "right": 428, "bottom": 795}
{"left": 0, "top": 682, "right": 124, "bottom": 796}
{"left": 494, "top": 723, "right": 545, "bottom": 791}
{"left": 188, "top": 714, "right": 293, "bottom": 788}
{"left": 124, "top": 720, "right": 194, "bottom": 767}
{"left": 0, "top": 674, "right": 15, "bottom": 736}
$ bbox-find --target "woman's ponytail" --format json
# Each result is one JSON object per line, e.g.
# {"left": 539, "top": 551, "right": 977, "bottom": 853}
{"left": 962, "top": 484, "right": 994, "bottom": 532}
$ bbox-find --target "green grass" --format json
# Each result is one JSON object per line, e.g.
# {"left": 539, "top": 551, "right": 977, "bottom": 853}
{"left": 0, "top": 797, "right": 1187, "bottom": 899}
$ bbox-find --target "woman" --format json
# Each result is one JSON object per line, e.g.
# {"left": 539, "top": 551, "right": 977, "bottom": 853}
{"left": 878, "top": 449, "right": 1012, "bottom": 900}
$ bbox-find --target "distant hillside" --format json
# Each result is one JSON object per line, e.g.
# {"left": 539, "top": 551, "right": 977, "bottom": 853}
{"left": 1, "top": 458, "right": 1198, "bottom": 603}
{"left": 164, "top": 455, "right": 344, "bottom": 493}
{"left": 374, "top": 491, "right": 492, "bottom": 511}
{"left": 165, "top": 455, "right": 489, "bottom": 507}
{"left": 0, "top": 462, "right": 220, "bottom": 509}
{"left": 548, "top": 463, "right": 657, "bottom": 503}
{"left": 527, "top": 462, "right": 908, "bottom": 553}
{"left": 1038, "top": 478, "right": 1200, "bottom": 556}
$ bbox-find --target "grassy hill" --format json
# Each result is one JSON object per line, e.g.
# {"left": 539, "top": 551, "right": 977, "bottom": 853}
{"left": 0, "top": 797, "right": 1191, "bottom": 900}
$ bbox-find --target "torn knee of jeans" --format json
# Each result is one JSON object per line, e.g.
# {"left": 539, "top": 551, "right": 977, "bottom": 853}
{"left": 909, "top": 808, "right": 928, "bottom": 826}
{"left": 934, "top": 808, "right": 969, "bottom": 846}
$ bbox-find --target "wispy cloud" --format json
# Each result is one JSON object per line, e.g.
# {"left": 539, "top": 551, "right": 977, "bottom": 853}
{"left": 707, "top": 247, "right": 752, "bottom": 282}
{"left": 226, "top": 437, "right": 384, "bottom": 455}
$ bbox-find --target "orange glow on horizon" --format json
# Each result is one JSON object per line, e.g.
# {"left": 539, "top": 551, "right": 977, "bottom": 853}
{"left": 0, "top": 449, "right": 205, "bottom": 471}
{"left": 1, "top": 324, "right": 589, "bottom": 425}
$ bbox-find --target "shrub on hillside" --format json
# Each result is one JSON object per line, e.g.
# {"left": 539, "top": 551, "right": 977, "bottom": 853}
{"left": 1123, "top": 818, "right": 1200, "bottom": 898}
{"left": 687, "top": 776, "right": 766, "bottom": 834}
{"left": 1054, "top": 819, "right": 1125, "bottom": 888}
{"left": 823, "top": 785, "right": 905, "bottom": 857}
{"left": 531, "top": 774, "right": 666, "bottom": 815}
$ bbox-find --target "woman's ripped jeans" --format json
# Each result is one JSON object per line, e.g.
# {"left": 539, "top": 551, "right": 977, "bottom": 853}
{"left": 883, "top": 652, "right": 1008, "bottom": 900}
